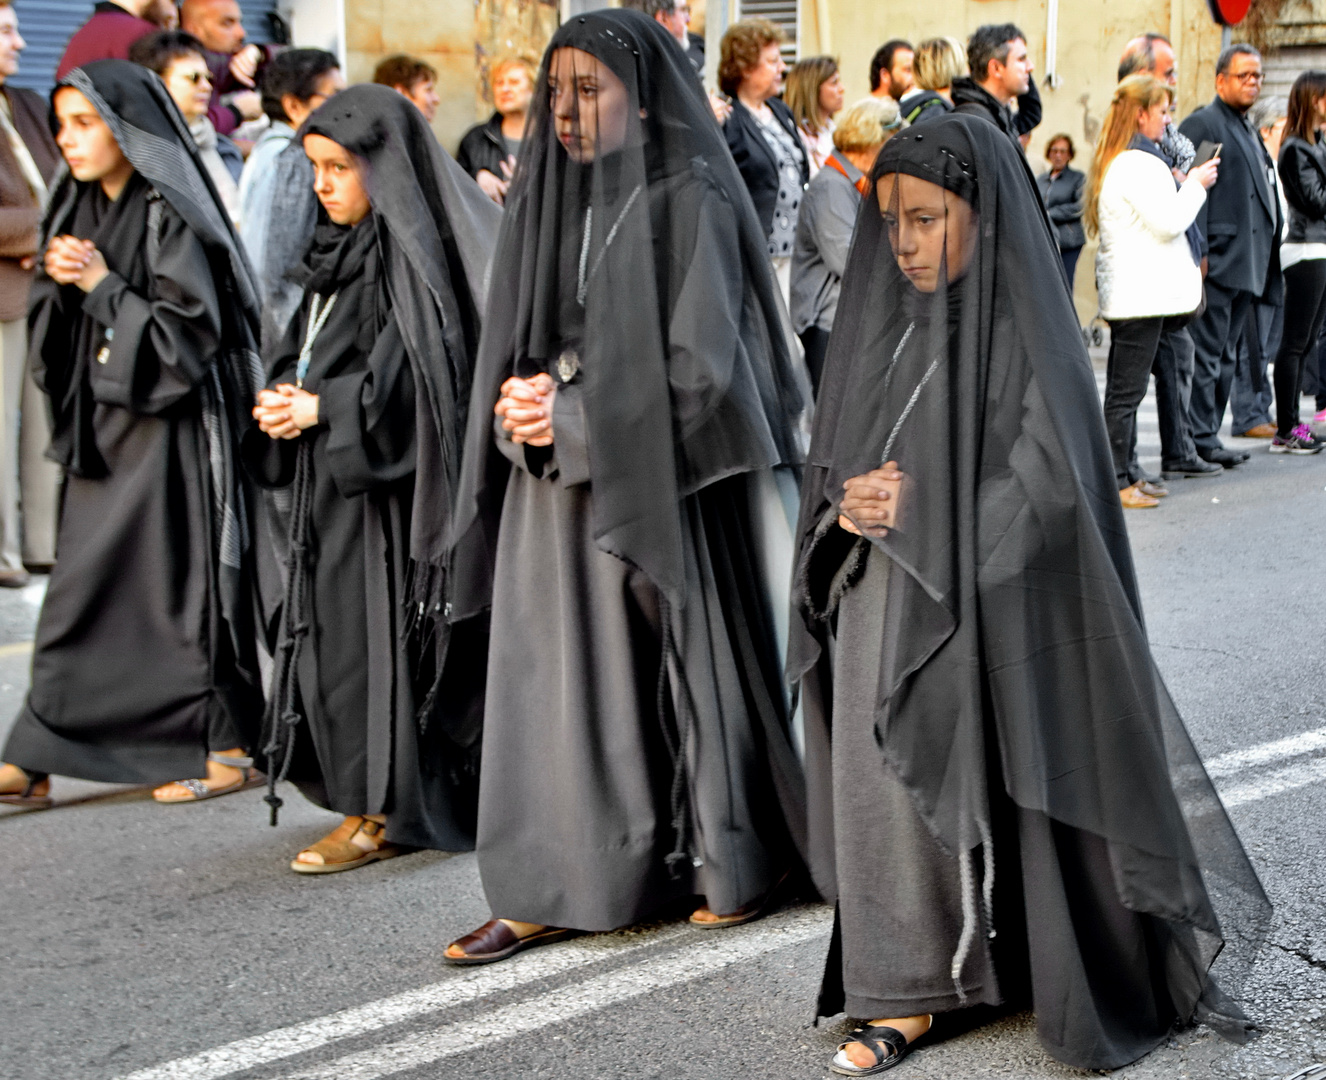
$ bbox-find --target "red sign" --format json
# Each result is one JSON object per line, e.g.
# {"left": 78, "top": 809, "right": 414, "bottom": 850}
{"left": 1207, "top": 0, "right": 1252, "bottom": 25}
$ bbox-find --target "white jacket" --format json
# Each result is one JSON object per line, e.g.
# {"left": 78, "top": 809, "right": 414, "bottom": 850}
{"left": 1095, "top": 148, "right": 1206, "bottom": 320}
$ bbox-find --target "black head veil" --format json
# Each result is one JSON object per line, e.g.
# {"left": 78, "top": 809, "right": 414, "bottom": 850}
{"left": 39, "top": 59, "right": 263, "bottom": 685}
{"left": 448, "top": 8, "right": 804, "bottom": 620}
{"left": 790, "top": 114, "right": 1268, "bottom": 1031}
{"left": 301, "top": 85, "right": 501, "bottom": 631}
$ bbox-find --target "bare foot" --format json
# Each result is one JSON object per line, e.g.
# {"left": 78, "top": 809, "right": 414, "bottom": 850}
{"left": 152, "top": 748, "right": 248, "bottom": 802}
{"left": 0, "top": 763, "right": 49, "bottom": 798}
{"left": 295, "top": 815, "right": 388, "bottom": 866}
{"left": 842, "top": 1015, "right": 932, "bottom": 1070}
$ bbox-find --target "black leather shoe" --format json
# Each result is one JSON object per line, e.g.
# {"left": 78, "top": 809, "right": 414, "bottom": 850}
{"left": 1162, "top": 457, "right": 1223, "bottom": 478}
{"left": 1200, "top": 447, "right": 1251, "bottom": 467}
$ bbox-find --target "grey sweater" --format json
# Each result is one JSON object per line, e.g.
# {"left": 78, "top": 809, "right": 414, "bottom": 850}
{"left": 790, "top": 150, "right": 863, "bottom": 334}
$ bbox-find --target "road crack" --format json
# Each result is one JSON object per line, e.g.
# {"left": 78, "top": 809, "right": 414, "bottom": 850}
{"left": 1151, "top": 642, "right": 1250, "bottom": 662}
{"left": 1268, "top": 939, "right": 1326, "bottom": 975}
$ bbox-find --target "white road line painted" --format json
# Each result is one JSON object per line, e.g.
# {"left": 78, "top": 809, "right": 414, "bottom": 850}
{"left": 113, "top": 924, "right": 692, "bottom": 1080}
{"left": 1205, "top": 726, "right": 1326, "bottom": 780}
{"left": 1220, "top": 756, "right": 1326, "bottom": 809}
{"left": 113, "top": 725, "right": 1326, "bottom": 1080}
{"left": 279, "top": 907, "right": 831, "bottom": 1080}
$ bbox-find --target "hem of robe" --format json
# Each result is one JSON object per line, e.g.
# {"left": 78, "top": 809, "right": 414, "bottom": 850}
{"left": 287, "top": 776, "right": 478, "bottom": 854}
{"left": 3, "top": 699, "right": 211, "bottom": 785}
{"left": 842, "top": 984, "right": 1001, "bottom": 1021}
{"left": 479, "top": 841, "right": 697, "bottom": 931}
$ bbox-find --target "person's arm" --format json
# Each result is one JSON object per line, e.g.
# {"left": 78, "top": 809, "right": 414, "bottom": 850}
{"left": 0, "top": 205, "right": 39, "bottom": 259}
{"left": 1279, "top": 142, "right": 1326, "bottom": 221}
{"left": 1046, "top": 178, "right": 1083, "bottom": 225}
{"left": 79, "top": 206, "right": 222, "bottom": 414}
{"left": 1015, "top": 75, "right": 1041, "bottom": 135}
{"left": 810, "top": 177, "right": 859, "bottom": 280}
{"left": 1119, "top": 155, "right": 1207, "bottom": 240}
{"left": 1178, "top": 113, "right": 1212, "bottom": 255}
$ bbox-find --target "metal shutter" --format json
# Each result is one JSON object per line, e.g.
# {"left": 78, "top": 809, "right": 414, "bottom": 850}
{"left": 7, "top": 0, "right": 281, "bottom": 97}
{"left": 9, "top": 0, "right": 87, "bottom": 95}
{"left": 738, "top": 0, "right": 798, "bottom": 62}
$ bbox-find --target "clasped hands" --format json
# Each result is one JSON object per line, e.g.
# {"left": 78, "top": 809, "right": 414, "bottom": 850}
{"left": 44, "top": 236, "right": 109, "bottom": 293}
{"left": 838, "top": 461, "right": 904, "bottom": 537}
{"left": 496, "top": 372, "right": 555, "bottom": 446}
{"left": 254, "top": 384, "right": 320, "bottom": 440}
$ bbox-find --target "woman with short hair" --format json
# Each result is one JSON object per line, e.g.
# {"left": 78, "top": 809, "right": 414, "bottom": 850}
{"left": 900, "top": 36, "right": 965, "bottom": 125}
{"left": 791, "top": 96, "right": 901, "bottom": 391}
{"left": 457, "top": 54, "right": 537, "bottom": 206}
{"left": 1088, "top": 75, "right": 1218, "bottom": 507}
{"left": 784, "top": 55, "right": 844, "bottom": 176}
{"left": 720, "top": 17, "right": 809, "bottom": 300}
{"left": 1037, "top": 132, "right": 1086, "bottom": 287}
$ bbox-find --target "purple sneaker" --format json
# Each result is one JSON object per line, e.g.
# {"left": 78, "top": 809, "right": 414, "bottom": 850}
{"left": 1269, "top": 424, "right": 1324, "bottom": 455}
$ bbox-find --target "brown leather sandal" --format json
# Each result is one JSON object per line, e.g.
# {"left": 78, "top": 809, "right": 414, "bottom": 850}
{"left": 443, "top": 919, "right": 582, "bottom": 966}
{"left": 0, "top": 766, "right": 51, "bottom": 808}
{"left": 290, "top": 816, "right": 405, "bottom": 875}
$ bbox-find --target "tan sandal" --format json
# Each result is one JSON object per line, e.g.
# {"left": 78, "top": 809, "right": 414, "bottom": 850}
{"left": 153, "top": 752, "right": 265, "bottom": 804}
{"left": 290, "top": 816, "right": 405, "bottom": 875}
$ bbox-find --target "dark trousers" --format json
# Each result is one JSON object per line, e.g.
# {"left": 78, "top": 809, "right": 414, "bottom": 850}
{"left": 1187, "top": 280, "right": 1255, "bottom": 454}
{"left": 800, "top": 325, "right": 831, "bottom": 396}
{"left": 1273, "top": 260, "right": 1326, "bottom": 436}
{"left": 1106, "top": 316, "right": 1174, "bottom": 488}
{"left": 1232, "top": 299, "right": 1279, "bottom": 432}
{"left": 1061, "top": 246, "right": 1082, "bottom": 292}
{"left": 1147, "top": 326, "right": 1198, "bottom": 468}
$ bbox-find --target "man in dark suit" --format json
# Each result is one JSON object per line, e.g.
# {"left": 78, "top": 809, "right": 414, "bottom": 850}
{"left": 0, "top": 1, "right": 60, "bottom": 582}
{"left": 1179, "top": 44, "right": 1282, "bottom": 467}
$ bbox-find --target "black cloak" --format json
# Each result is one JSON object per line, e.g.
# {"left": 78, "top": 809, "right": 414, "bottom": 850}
{"left": 789, "top": 115, "right": 1269, "bottom": 1064}
{"left": 4, "top": 60, "right": 263, "bottom": 783}
{"left": 446, "top": 9, "right": 808, "bottom": 927}
{"left": 247, "top": 85, "right": 500, "bottom": 847}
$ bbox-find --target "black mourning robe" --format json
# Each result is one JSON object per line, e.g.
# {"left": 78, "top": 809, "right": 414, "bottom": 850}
{"left": 5, "top": 174, "right": 261, "bottom": 783}
{"left": 245, "top": 224, "right": 476, "bottom": 851}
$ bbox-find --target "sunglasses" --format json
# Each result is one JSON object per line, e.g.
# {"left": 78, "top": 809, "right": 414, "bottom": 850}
{"left": 176, "top": 70, "right": 212, "bottom": 85}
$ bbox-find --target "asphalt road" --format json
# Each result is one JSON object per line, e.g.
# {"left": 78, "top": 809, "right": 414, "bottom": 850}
{"left": 4, "top": 391, "right": 1326, "bottom": 1080}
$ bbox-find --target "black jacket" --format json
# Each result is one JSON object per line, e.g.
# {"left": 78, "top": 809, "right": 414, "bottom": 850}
{"left": 950, "top": 78, "right": 1019, "bottom": 145}
{"left": 899, "top": 89, "right": 951, "bottom": 126}
{"left": 1179, "top": 96, "right": 1282, "bottom": 300}
{"left": 724, "top": 97, "right": 809, "bottom": 242}
{"left": 1036, "top": 165, "right": 1086, "bottom": 250}
{"left": 1279, "top": 134, "right": 1326, "bottom": 245}
{"left": 456, "top": 112, "right": 509, "bottom": 180}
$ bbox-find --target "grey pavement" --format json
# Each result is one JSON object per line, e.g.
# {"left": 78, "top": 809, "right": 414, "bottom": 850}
{"left": 4, "top": 387, "right": 1326, "bottom": 1080}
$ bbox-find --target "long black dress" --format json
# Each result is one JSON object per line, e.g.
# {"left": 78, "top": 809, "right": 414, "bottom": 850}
{"left": 4, "top": 62, "right": 263, "bottom": 784}
{"left": 789, "top": 115, "right": 1270, "bottom": 1069}
{"left": 246, "top": 86, "right": 500, "bottom": 850}
{"left": 448, "top": 11, "right": 808, "bottom": 930}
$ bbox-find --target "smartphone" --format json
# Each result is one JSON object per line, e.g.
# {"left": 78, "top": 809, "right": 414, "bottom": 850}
{"left": 1192, "top": 140, "right": 1222, "bottom": 167}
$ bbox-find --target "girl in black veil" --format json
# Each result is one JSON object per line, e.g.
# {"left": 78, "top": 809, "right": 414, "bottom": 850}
{"left": 788, "top": 113, "right": 1269, "bottom": 1074}
{"left": 246, "top": 85, "right": 500, "bottom": 870}
{"left": 445, "top": 9, "right": 807, "bottom": 962}
{"left": 0, "top": 61, "right": 264, "bottom": 807}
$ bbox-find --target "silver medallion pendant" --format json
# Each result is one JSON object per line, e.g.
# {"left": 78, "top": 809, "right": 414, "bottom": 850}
{"left": 557, "top": 348, "right": 580, "bottom": 384}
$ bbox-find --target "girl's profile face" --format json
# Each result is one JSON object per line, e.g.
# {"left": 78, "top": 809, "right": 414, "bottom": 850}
{"left": 304, "top": 133, "right": 371, "bottom": 226}
{"left": 548, "top": 47, "right": 632, "bottom": 163}
{"left": 53, "top": 88, "right": 130, "bottom": 185}
{"left": 877, "top": 172, "right": 977, "bottom": 293}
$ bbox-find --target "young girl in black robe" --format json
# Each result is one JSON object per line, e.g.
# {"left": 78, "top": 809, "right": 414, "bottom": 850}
{"left": 788, "top": 114, "right": 1269, "bottom": 1074}
{"left": 0, "top": 61, "right": 264, "bottom": 807}
{"left": 247, "top": 85, "right": 499, "bottom": 872}
{"left": 444, "top": 9, "right": 808, "bottom": 964}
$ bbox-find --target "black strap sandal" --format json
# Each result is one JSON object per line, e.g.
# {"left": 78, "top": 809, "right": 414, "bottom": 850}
{"left": 829, "top": 1016, "right": 931, "bottom": 1077}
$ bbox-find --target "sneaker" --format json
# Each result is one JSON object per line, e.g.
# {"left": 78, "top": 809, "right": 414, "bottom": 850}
{"left": 1315, "top": 408, "right": 1326, "bottom": 425}
{"left": 1269, "top": 425, "right": 1324, "bottom": 455}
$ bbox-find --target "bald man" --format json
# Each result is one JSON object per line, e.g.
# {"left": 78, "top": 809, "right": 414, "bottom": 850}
{"left": 180, "top": 0, "right": 268, "bottom": 137}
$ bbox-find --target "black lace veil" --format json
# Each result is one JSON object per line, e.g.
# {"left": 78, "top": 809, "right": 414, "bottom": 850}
{"left": 449, "top": 8, "right": 805, "bottom": 620}
{"left": 790, "top": 114, "right": 1269, "bottom": 1032}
